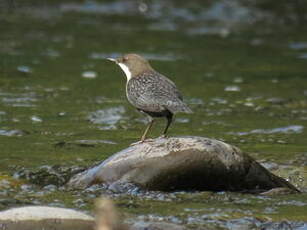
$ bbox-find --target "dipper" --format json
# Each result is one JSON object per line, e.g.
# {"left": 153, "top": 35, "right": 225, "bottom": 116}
{"left": 108, "top": 54, "right": 192, "bottom": 141}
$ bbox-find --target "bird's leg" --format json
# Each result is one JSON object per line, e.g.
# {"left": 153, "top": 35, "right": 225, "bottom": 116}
{"left": 161, "top": 113, "right": 173, "bottom": 138}
{"left": 140, "top": 118, "right": 155, "bottom": 141}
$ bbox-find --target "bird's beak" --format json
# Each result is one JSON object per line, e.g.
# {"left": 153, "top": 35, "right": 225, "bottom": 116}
{"left": 107, "top": 58, "right": 117, "bottom": 64}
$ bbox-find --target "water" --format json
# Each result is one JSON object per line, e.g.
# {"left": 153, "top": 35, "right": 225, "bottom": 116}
{"left": 0, "top": 0, "right": 306, "bottom": 229}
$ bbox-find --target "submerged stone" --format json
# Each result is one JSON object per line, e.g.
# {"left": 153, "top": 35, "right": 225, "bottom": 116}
{"left": 67, "top": 136, "right": 299, "bottom": 193}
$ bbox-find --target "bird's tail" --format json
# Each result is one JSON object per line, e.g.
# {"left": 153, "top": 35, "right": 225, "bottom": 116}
{"left": 180, "top": 103, "right": 193, "bottom": 114}
{"left": 166, "top": 100, "right": 193, "bottom": 114}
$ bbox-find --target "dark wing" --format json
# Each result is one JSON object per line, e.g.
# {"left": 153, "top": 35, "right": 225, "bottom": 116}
{"left": 126, "top": 71, "right": 192, "bottom": 114}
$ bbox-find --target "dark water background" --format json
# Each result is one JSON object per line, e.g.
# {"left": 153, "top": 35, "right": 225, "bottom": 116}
{"left": 0, "top": 0, "right": 307, "bottom": 229}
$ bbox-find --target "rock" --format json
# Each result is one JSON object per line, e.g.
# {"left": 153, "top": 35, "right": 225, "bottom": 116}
{"left": 67, "top": 136, "right": 299, "bottom": 193}
{"left": 0, "top": 206, "right": 94, "bottom": 230}
{"left": 131, "top": 221, "right": 186, "bottom": 230}
{"left": 0, "top": 202, "right": 184, "bottom": 230}
{"left": 260, "top": 187, "right": 299, "bottom": 196}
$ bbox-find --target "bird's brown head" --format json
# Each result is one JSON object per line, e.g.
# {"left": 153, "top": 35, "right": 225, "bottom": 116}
{"left": 108, "top": 54, "right": 153, "bottom": 80}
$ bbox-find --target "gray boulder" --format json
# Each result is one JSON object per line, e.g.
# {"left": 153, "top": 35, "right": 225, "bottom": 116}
{"left": 0, "top": 205, "right": 187, "bottom": 230}
{"left": 0, "top": 206, "right": 94, "bottom": 230}
{"left": 68, "top": 136, "right": 299, "bottom": 193}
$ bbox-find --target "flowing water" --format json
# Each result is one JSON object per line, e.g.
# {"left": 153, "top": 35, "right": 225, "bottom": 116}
{"left": 0, "top": 0, "right": 307, "bottom": 229}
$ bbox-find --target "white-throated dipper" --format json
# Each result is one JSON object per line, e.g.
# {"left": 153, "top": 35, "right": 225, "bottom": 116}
{"left": 108, "top": 54, "right": 192, "bottom": 141}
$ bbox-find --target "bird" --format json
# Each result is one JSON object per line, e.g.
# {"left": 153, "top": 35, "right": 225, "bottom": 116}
{"left": 108, "top": 53, "right": 192, "bottom": 142}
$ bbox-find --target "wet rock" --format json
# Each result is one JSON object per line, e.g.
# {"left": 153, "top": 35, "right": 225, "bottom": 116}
{"left": 131, "top": 221, "right": 186, "bottom": 230}
{"left": 0, "top": 206, "right": 94, "bottom": 230}
{"left": 67, "top": 136, "right": 299, "bottom": 193}
{"left": 16, "top": 165, "right": 85, "bottom": 187}
{"left": 260, "top": 221, "right": 306, "bottom": 230}
{"left": 260, "top": 187, "right": 298, "bottom": 196}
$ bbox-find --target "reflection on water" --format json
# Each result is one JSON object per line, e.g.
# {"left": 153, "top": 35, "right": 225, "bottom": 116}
{"left": 1, "top": 92, "right": 37, "bottom": 107}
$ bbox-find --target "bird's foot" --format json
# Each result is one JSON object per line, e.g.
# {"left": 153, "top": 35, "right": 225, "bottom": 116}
{"left": 158, "top": 134, "right": 168, "bottom": 139}
{"left": 130, "top": 138, "right": 155, "bottom": 146}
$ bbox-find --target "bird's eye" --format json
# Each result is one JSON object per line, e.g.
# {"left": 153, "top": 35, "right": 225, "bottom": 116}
{"left": 123, "top": 57, "right": 128, "bottom": 62}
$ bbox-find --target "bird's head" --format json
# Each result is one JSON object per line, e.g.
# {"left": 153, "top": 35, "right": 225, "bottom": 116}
{"left": 108, "top": 53, "right": 153, "bottom": 80}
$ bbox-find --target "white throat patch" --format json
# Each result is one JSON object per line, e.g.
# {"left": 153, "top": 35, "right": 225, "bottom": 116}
{"left": 118, "top": 63, "right": 131, "bottom": 81}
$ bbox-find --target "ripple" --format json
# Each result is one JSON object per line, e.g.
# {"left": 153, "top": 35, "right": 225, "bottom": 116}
{"left": 42, "top": 49, "right": 60, "bottom": 58}
{"left": 224, "top": 85, "right": 241, "bottom": 92}
{"left": 175, "top": 118, "right": 190, "bottom": 123}
{"left": 31, "top": 115, "right": 43, "bottom": 123}
{"left": 228, "top": 125, "right": 304, "bottom": 136}
{"left": 82, "top": 71, "right": 97, "bottom": 79}
{"left": 298, "top": 53, "right": 307, "bottom": 59}
{"left": 17, "top": 65, "right": 32, "bottom": 73}
{"left": 289, "top": 42, "right": 307, "bottom": 50}
{"left": 88, "top": 106, "right": 126, "bottom": 130}
{"left": 0, "top": 129, "right": 27, "bottom": 137}
{"left": 1, "top": 92, "right": 37, "bottom": 107}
